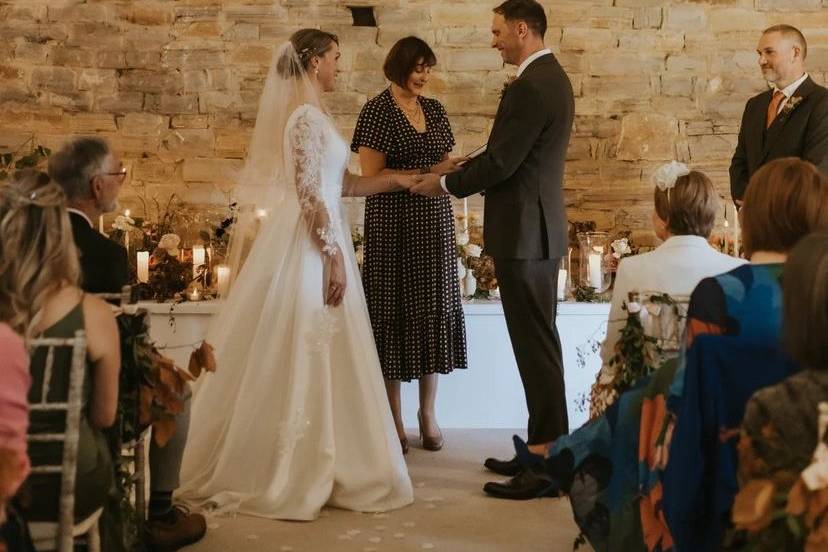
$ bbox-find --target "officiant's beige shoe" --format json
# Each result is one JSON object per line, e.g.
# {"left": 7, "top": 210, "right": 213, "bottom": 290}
{"left": 417, "top": 411, "right": 444, "bottom": 451}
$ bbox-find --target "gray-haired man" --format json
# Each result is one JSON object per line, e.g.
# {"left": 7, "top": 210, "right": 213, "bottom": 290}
{"left": 49, "top": 138, "right": 206, "bottom": 551}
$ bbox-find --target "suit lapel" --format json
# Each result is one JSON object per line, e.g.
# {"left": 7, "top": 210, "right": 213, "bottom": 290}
{"left": 761, "top": 76, "right": 816, "bottom": 162}
{"left": 489, "top": 56, "right": 554, "bottom": 140}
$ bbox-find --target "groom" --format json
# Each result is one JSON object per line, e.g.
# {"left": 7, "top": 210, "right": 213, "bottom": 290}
{"left": 411, "top": 0, "right": 573, "bottom": 499}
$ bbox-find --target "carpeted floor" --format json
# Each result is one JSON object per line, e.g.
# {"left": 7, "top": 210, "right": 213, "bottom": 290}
{"left": 184, "top": 429, "right": 584, "bottom": 552}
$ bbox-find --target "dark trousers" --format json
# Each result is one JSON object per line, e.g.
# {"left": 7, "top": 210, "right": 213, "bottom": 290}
{"left": 494, "top": 258, "right": 568, "bottom": 444}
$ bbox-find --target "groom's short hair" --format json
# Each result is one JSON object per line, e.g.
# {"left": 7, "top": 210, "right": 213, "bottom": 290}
{"left": 493, "top": 0, "right": 547, "bottom": 38}
{"left": 762, "top": 24, "right": 807, "bottom": 59}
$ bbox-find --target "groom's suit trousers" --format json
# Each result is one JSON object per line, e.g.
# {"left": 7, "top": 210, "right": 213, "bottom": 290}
{"left": 494, "top": 257, "right": 568, "bottom": 445}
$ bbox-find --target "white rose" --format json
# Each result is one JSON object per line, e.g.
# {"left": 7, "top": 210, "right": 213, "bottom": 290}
{"left": 489, "top": 287, "right": 500, "bottom": 299}
{"left": 158, "top": 233, "right": 181, "bottom": 256}
{"left": 456, "top": 232, "right": 470, "bottom": 246}
{"left": 465, "top": 244, "right": 483, "bottom": 258}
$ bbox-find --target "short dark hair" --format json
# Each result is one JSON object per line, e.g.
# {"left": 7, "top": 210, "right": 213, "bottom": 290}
{"left": 741, "top": 158, "right": 828, "bottom": 257}
{"left": 783, "top": 231, "right": 828, "bottom": 370}
{"left": 48, "top": 137, "right": 111, "bottom": 202}
{"left": 493, "top": 0, "right": 547, "bottom": 38}
{"left": 383, "top": 36, "right": 437, "bottom": 89}
{"left": 653, "top": 170, "right": 718, "bottom": 238}
{"left": 763, "top": 24, "right": 807, "bottom": 60}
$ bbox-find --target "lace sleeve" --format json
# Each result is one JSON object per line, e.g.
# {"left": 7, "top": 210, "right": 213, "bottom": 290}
{"left": 288, "top": 107, "right": 340, "bottom": 257}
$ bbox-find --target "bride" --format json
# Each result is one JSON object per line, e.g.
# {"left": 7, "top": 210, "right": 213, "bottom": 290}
{"left": 177, "top": 29, "right": 415, "bottom": 520}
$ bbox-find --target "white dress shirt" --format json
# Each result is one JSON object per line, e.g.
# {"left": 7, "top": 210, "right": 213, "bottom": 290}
{"left": 772, "top": 72, "right": 809, "bottom": 115}
{"left": 440, "top": 48, "right": 553, "bottom": 193}
{"left": 599, "top": 235, "right": 747, "bottom": 366}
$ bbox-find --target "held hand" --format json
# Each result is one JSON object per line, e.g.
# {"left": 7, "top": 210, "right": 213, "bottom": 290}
{"left": 409, "top": 173, "right": 447, "bottom": 197}
{"left": 394, "top": 173, "right": 421, "bottom": 191}
{"left": 431, "top": 157, "right": 467, "bottom": 175}
{"left": 326, "top": 252, "right": 347, "bottom": 306}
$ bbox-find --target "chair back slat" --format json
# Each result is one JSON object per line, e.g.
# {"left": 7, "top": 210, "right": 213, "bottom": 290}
{"left": 41, "top": 344, "right": 55, "bottom": 404}
{"left": 27, "top": 329, "right": 87, "bottom": 552}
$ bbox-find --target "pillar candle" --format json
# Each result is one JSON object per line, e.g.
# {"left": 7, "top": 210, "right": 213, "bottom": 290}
{"left": 588, "top": 252, "right": 602, "bottom": 290}
{"left": 557, "top": 269, "right": 567, "bottom": 301}
{"left": 216, "top": 265, "right": 230, "bottom": 297}
{"left": 136, "top": 251, "right": 149, "bottom": 283}
{"left": 192, "top": 245, "right": 205, "bottom": 279}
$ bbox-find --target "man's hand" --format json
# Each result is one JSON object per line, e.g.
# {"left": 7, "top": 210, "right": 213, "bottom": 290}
{"left": 409, "top": 173, "right": 447, "bottom": 197}
{"left": 431, "top": 157, "right": 467, "bottom": 175}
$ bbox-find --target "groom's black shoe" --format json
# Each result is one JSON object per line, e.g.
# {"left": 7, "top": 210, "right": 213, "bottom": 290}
{"left": 483, "top": 470, "right": 561, "bottom": 500}
{"left": 483, "top": 455, "right": 522, "bottom": 477}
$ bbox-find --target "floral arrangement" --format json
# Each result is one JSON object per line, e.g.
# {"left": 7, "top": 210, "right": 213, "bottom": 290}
{"left": 456, "top": 212, "right": 499, "bottom": 299}
{"left": 111, "top": 196, "right": 238, "bottom": 302}
{"left": 731, "top": 404, "right": 828, "bottom": 551}
{"left": 500, "top": 75, "right": 517, "bottom": 99}
{"left": 585, "top": 293, "right": 681, "bottom": 419}
{"left": 352, "top": 226, "right": 365, "bottom": 269}
{"left": 0, "top": 136, "right": 50, "bottom": 181}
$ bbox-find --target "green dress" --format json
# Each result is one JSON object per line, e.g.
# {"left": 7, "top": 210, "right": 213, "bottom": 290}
{"left": 25, "top": 300, "right": 113, "bottom": 523}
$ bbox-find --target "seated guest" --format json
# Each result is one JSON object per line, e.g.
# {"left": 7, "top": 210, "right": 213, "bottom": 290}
{"left": 0, "top": 170, "right": 120, "bottom": 526}
{"left": 733, "top": 230, "right": 828, "bottom": 550}
{"left": 48, "top": 138, "right": 206, "bottom": 551}
{"left": 661, "top": 157, "right": 828, "bottom": 551}
{"left": 590, "top": 162, "right": 746, "bottom": 418}
{"left": 0, "top": 324, "right": 34, "bottom": 551}
{"left": 515, "top": 158, "right": 828, "bottom": 551}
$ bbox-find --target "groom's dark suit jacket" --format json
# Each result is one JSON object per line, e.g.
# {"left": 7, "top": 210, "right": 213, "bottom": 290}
{"left": 445, "top": 53, "right": 574, "bottom": 260}
{"left": 730, "top": 75, "right": 828, "bottom": 201}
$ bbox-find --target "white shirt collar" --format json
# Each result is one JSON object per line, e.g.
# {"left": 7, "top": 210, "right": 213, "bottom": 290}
{"left": 776, "top": 72, "right": 809, "bottom": 98}
{"left": 516, "top": 48, "right": 552, "bottom": 78}
{"left": 67, "top": 207, "right": 94, "bottom": 228}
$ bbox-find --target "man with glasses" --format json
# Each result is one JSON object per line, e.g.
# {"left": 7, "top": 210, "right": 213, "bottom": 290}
{"left": 48, "top": 137, "right": 129, "bottom": 293}
{"left": 49, "top": 137, "right": 207, "bottom": 551}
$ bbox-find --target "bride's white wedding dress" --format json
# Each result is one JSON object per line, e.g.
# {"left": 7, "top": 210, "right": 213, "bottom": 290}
{"left": 177, "top": 103, "right": 413, "bottom": 520}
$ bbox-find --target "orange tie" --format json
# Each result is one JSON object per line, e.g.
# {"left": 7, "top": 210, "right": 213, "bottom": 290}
{"left": 766, "top": 90, "right": 785, "bottom": 128}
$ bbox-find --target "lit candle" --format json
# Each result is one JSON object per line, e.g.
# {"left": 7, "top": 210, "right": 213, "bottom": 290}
{"left": 733, "top": 204, "right": 740, "bottom": 257}
{"left": 216, "top": 265, "right": 230, "bottom": 297}
{"left": 123, "top": 209, "right": 130, "bottom": 252}
{"left": 255, "top": 208, "right": 268, "bottom": 219}
{"left": 192, "top": 245, "right": 205, "bottom": 279}
{"left": 588, "top": 252, "right": 602, "bottom": 290}
{"left": 462, "top": 198, "right": 469, "bottom": 232}
{"left": 137, "top": 251, "right": 149, "bottom": 283}
{"left": 557, "top": 268, "right": 567, "bottom": 301}
{"left": 189, "top": 287, "right": 202, "bottom": 301}
{"left": 98, "top": 215, "right": 104, "bottom": 234}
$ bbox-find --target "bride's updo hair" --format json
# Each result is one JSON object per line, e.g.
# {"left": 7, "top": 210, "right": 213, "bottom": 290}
{"left": 277, "top": 28, "right": 339, "bottom": 78}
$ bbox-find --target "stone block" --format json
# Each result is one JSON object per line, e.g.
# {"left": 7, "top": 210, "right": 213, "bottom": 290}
{"left": 145, "top": 94, "right": 200, "bottom": 115}
{"left": 119, "top": 70, "right": 183, "bottom": 95}
{"left": 229, "top": 44, "right": 274, "bottom": 65}
{"left": 118, "top": 113, "right": 170, "bottom": 136}
{"left": 616, "top": 113, "right": 678, "bottom": 161}
{"left": 131, "top": 3, "right": 175, "bottom": 26}
{"left": 95, "top": 92, "right": 145, "bottom": 113}
{"left": 78, "top": 69, "right": 118, "bottom": 93}
{"left": 182, "top": 158, "right": 244, "bottom": 183}
{"left": 561, "top": 28, "right": 615, "bottom": 51}
{"left": 443, "top": 50, "right": 502, "bottom": 72}
{"left": 171, "top": 115, "right": 210, "bottom": 129}
{"left": 158, "top": 129, "right": 215, "bottom": 161}
{"left": 30, "top": 66, "right": 76, "bottom": 95}
{"left": 69, "top": 113, "right": 118, "bottom": 133}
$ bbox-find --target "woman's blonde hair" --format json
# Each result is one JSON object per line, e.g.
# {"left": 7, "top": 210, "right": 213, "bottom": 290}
{"left": 0, "top": 169, "right": 80, "bottom": 339}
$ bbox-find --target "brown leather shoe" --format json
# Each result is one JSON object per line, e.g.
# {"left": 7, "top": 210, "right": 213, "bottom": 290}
{"left": 146, "top": 505, "right": 207, "bottom": 552}
{"left": 417, "top": 411, "right": 444, "bottom": 451}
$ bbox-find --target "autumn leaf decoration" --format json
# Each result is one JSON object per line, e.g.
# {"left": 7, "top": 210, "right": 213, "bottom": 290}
{"left": 136, "top": 338, "right": 217, "bottom": 447}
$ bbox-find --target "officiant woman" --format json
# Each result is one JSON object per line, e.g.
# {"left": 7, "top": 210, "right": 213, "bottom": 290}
{"left": 351, "top": 36, "right": 468, "bottom": 454}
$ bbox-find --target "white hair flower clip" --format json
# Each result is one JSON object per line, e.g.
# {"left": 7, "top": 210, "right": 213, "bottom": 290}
{"left": 652, "top": 161, "right": 691, "bottom": 192}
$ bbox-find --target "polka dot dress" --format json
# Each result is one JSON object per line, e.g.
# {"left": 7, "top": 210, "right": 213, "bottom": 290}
{"left": 352, "top": 88, "right": 467, "bottom": 382}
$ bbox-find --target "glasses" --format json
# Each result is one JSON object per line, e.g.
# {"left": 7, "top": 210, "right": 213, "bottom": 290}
{"left": 92, "top": 168, "right": 127, "bottom": 182}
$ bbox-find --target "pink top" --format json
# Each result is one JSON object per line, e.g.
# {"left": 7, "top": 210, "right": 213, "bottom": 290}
{"left": 0, "top": 323, "right": 30, "bottom": 499}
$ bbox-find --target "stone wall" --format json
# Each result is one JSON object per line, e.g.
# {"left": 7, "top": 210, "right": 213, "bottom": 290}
{"left": 1, "top": 0, "right": 827, "bottom": 244}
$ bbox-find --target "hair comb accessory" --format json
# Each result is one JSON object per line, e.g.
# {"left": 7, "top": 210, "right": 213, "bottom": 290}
{"left": 652, "top": 161, "right": 690, "bottom": 192}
